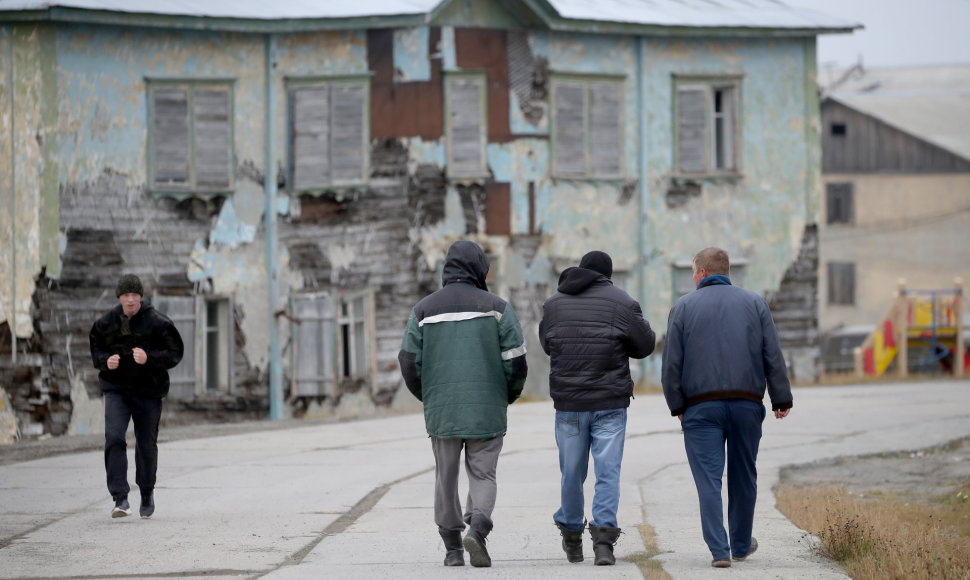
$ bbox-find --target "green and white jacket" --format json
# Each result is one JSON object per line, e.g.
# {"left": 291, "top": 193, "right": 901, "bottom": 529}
{"left": 398, "top": 241, "right": 528, "bottom": 439}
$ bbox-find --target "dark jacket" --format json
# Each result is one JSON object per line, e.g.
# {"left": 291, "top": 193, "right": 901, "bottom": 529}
{"left": 661, "top": 276, "right": 793, "bottom": 416}
{"left": 90, "top": 302, "right": 184, "bottom": 399}
{"left": 539, "top": 267, "right": 656, "bottom": 412}
{"left": 398, "top": 241, "right": 528, "bottom": 438}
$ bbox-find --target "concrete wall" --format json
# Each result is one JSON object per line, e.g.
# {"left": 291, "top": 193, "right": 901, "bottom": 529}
{"left": 819, "top": 173, "right": 970, "bottom": 331}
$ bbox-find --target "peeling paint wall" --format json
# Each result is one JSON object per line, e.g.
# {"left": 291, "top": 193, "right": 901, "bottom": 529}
{"left": 0, "top": 13, "right": 824, "bottom": 437}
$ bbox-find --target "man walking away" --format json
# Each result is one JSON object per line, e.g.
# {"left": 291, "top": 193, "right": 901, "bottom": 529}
{"left": 661, "top": 247, "right": 792, "bottom": 568}
{"left": 539, "top": 250, "right": 656, "bottom": 565}
{"left": 398, "top": 241, "right": 528, "bottom": 567}
{"left": 90, "top": 274, "right": 184, "bottom": 519}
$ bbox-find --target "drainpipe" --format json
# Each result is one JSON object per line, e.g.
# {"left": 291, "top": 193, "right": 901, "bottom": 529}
{"left": 7, "top": 30, "right": 16, "bottom": 364}
{"left": 265, "top": 33, "right": 283, "bottom": 420}
{"left": 636, "top": 36, "right": 649, "bottom": 383}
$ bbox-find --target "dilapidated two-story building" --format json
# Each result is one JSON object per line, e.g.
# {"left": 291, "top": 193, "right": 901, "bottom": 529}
{"left": 0, "top": 0, "right": 855, "bottom": 438}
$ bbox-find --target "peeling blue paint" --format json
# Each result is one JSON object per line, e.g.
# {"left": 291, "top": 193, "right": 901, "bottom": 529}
{"left": 211, "top": 199, "right": 257, "bottom": 248}
{"left": 393, "top": 27, "right": 431, "bottom": 82}
{"left": 440, "top": 26, "right": 456, "bottom": 71}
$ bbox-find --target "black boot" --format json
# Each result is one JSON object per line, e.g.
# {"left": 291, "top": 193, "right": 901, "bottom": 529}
{"left": 462, "top": 514, "right": 493, "bottom": 567}
{"left": 589, "top": 524, "right": 622, "bottom": 566}
{"left": 438, "top": 530, "right": 464, "bottom": 566}
{"left": 555, "top": 521, "right": 585, "bottom": 563}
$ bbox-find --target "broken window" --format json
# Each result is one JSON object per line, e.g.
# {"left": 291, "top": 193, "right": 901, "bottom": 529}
{"left": 676, "top": 78, "right": 741, "bottom": 175}
{"left": 446, "top": 73, "right": 487, "bottom": 178}
{"left": 551, "top": 76, "right": 624, "bottom": 178}
{"left": 154, "top": 294, "right": 233, "bottom": 398}
{"left": 148, "top": 81, "right": 233, "bottom": 193}
{"left": 337, "top": 291, "right": 373, "bottom": 383}
{"left": 828, "top": 262, "right": 856, "bottom": 305}
{"left": 288, "top": 78, "right": 369, "bottom": 191}
{"left": 203, "top": 297, "right": 233, "bottom": 394}
{"left": 290, "top": 290, "right": 375, "bottom": 397}
{"left": 826, "top": 182, "right": 855, "bottom": 225}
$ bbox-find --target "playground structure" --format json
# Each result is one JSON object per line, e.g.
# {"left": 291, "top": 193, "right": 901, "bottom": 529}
{"left": 854, "top": 278, "right": 966, "bottom": 378}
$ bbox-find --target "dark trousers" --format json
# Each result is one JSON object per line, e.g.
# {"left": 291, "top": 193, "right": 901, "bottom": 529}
{"left": 681, "top": 400, "right": 765, "bottom": 560}
{"left": 104, "top": 391, "right": 163, "bottom": 500}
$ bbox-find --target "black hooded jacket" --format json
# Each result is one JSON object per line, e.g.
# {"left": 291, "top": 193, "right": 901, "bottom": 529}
{"left": 90, "top": 302, "right": 184, "bottom": 398}
{"left": 539, "top": 267, "right": 656, "bottom": 411}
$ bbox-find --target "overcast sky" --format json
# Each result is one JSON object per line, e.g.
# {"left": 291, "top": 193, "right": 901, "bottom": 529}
{"left": 785, "top": 0, "right": 970, "bottom": 70}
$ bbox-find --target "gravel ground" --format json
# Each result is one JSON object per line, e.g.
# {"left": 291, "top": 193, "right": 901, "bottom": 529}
{"left": 780, "top": 436, "right": 970, "bottom": 500}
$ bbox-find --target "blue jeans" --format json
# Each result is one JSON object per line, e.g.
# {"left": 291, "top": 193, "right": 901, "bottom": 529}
{"left": 553, "top": 408, "right": 627, "bottom": 530}
{"left": 682, "top": 400, "right": 765, "bottom": 560}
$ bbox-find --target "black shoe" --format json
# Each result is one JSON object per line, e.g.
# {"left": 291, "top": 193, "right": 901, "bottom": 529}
{"left": 588, "top": 524, "right": 621, "bottom": 566}
{"left": 439, "top": 530, "right": 464, "bottom": 566}
{"left": 733, "top": 537, "right": 757, "bottom": 561}
{"left": 140, "top": 494, "right": 155, "bottom": 519}
{"left": 555, "top": 521, "right": 585, "bottom": 563}
{"left": 462, "top": 530, "right": 491, "bottom": 568}
{"left": 111, "top": 498, "right": 132, "bottom": 518}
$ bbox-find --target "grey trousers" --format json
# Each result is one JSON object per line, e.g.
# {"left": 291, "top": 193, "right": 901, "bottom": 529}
{"left": 431, "top": 435, "right": 504, "bottom": 533}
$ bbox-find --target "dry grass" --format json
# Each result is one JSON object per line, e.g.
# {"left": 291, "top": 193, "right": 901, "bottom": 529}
{"left": 776, "top": 481, "right": 970, "bottom": 580}
{"left": 622, "top": 522, "right": 672, "bottom": 580}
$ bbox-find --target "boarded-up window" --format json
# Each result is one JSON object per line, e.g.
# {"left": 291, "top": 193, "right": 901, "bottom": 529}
{"left": 291, "top": 293, "right": 336, "bottom": 397}
{"left": 552, "top": 77, "right": 624, "bottom": 178}
{"left": 826, "top": 182, "right": 854, "bottom": 225}
{"left": 203, "top": 297, "right": 233, "bottom": 394}
{"left": 149, "top": 83, "right": 233, "bottom": 192}
{"left": 828, "top": 262, "right": 856, "bottom": 305}
{"left": 446, "top": 74, "right": 487, "bottom": 177}
{"left": 154, "top": 295, "right": 196, "bottom": 400}
{"left": 290, "top": 80, "right": 368, "bottom": 190}
{"left": 676, "top": 79, "right": 740, "bottom": 175}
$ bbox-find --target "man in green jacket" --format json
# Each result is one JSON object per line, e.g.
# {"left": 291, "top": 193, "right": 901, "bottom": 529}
{"left": 399, "top": 240, "right": 528, "bottom": 568}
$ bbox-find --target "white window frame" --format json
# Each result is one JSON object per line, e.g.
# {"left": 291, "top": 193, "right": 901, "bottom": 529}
{"left": 550, "top": 75, "right": 625, "bottom": 179}
{"left": 336, "top": 289, "right": 376, "bottom": 385}
{"left": 153, "top": 293, "right": 234, "bottom": 398}
{"left": 147, "top": 80, "right": 235, "bottom": 195}
{"left": 287, "top": 76, "right": 370, "bottom": 192}
{"left": 674, "top": 76, "right": 742, "bottom": 176}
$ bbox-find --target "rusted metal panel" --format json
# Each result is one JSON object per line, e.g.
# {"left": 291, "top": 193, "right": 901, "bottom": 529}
{"left": 455, "top": 27, "right": 512, "bottom": 143}
{"left": 485, "top": 182, "right": 510, "bottom": 236}
{"left": 368, "top": 28, "right": 443, "bottom": 140}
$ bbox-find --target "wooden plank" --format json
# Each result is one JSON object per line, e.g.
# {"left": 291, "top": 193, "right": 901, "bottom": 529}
{"left": 677, "top": 86, "right": 708, "bottom": 173}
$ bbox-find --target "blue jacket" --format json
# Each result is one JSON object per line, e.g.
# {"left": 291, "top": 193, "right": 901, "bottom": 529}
{"left": 661, "top": 276, "right": 792, "bottom": 416}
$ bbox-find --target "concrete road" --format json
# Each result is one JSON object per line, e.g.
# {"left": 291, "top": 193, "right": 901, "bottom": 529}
{"left": 1, "top": 380, "right": 968, "bottom": 579}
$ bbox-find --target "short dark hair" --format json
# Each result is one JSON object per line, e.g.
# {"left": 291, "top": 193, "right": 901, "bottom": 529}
{"left": 693, "top": 247, "right": 730, "bottom": 276}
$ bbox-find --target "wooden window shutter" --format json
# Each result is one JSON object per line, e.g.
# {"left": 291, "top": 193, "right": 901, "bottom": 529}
{"left": 291, "top": 86, "right": 331, "bottom": 190}
{"left": 330, "top": 84, "right": 367, "bottom": 183}
{"left": 291, "top": 293, "right": 335, "bottom": 397}
{"left": 194, "top": 88, "right": 232, "bottom": 189}
{"left": 154, "top": 295, "right": 197, "bottom": 400}
{"left": 589, "top": 81, "right": 622, "bottom": 177}
{"left": 152, "top": 88, "right": 190, "bottom": 187}
{"left": 447, "top": 76, "right": 486, "bottom": 176}
{"left": 553, "top": 82, "right": 586, "bottom": 177}
{"left": 677, "top": 86, "right": 709, "bottom": 173}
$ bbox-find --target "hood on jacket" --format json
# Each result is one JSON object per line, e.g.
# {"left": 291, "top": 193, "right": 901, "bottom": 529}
{"left": 442, "top": 240, "right": 489, "bottom": 291}
{"left": 557, "top": 266, "right": 610, "bottom": 295}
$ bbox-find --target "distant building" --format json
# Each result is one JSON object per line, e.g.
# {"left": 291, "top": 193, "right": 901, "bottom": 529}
{"left": 818, "top": 65, "right": 970, "bottom": 337}
{"left": 0, "top": 0, "right": 856, "bottom": 437}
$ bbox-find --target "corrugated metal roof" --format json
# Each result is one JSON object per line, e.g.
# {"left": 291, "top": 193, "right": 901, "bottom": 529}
{"left": 0, "top": 0, "right": 859, "bottom": 31}
{"left": 826, "top": 65, "right": 970, "bottom": 162}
